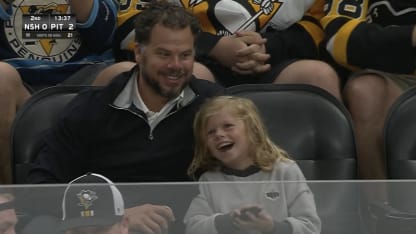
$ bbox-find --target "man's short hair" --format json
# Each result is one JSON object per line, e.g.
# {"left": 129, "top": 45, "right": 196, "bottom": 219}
{"left": 61, "top": 173, "right": 124, "bottom": 231}
{"left": 134, "top": 0, "right": 200, "bottom": 44}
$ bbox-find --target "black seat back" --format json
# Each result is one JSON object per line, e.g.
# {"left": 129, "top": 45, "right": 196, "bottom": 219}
{"left": 227, "top": 84, "right": 357, "bottom": 179}
{"left": 384, "top": 87, "right": 416, "bottom": 214}
{"left": 227, "top": 84, "right": 359, "bottom": 234}
{"left": 11, "top": 86, "right": 90, "bottom": 184}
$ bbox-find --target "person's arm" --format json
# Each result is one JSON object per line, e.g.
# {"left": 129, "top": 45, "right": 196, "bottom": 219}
{"left": 125, "top": 204, "right": 175, "bottom": 234}
{"left": 184, "top": 176, "right": 240, "bottom": 234}
{"left": 0, "top": 0, "right": 13, "bottom": 20}
{"left": 263, "top": 15, "right": 322, "bottom": 67}
{"left": 320, "top": 0, "right": 416, "bottom": 74}
{"left": 68, "top": 0, "right": 94, "bottom": 23}
{"left": 323, "top": 17, "right": 416, "bottom": 73}
{"left": 70, "top": 0, "right": 118, "bottom": 51}
{"left": 0, "top": 0, "right": 10, "bottom": 10}
{"left": 196, "top": 33, "right": 246, "bottom": 69}
{"left": 279, "top": 162, "right": 321, "bottom": 234}
{"left": 196, "top": 31, "right": 269, "bottom": 74}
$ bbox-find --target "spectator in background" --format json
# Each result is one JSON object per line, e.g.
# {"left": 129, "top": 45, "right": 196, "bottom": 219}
{"left": 20, "top": 173, "right": 128, "bottom": 234}
{"left": 0, "top": 193, "right": 17, "bottom": 234}
{"left": 184, "top": 96, "right": 321, "bottom": 234}
{"left": 320, "top": 0, "right": 416, "bottom": 181}
{"left": 61, "top": 173, "right": 129, "bottom": 234}
{"left": 95, "top": 0, "right": 342, "bottom": 101}
{"left": 28, "top": 1, "right": 223, "bottom": 233}
{"left": 0, "top": 0, "right": 117, "bottom": 184}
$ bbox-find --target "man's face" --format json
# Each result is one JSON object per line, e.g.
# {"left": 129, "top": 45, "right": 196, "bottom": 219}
{"left": 135, "top": 23, "right": 195, "bottom": 100}
{"left": 0, "top": 209, "right": 17, "bottom": 234}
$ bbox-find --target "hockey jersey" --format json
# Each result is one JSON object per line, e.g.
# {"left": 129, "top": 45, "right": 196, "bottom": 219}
{"left": 321, "top": 0, "right": 416, "bottom": 74}
{"left": 114, "top": 0, "right": 326, "bottom": 65}
{"left": 0, "top": 0, "right": 118, "bottom": 85}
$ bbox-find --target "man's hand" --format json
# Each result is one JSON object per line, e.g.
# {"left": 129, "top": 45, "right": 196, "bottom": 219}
{"left": 232, "top": 31, "right": 271, "bottom": 75}
{"left": 208, "top": 36, "right": 248, "bottom": 68}
{"left": 126, "top": 204, "right": 175, "bottom": 234}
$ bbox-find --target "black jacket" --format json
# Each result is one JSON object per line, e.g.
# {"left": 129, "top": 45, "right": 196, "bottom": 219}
{"left": 28, "top": 67, "right": 224, "bottom": 184}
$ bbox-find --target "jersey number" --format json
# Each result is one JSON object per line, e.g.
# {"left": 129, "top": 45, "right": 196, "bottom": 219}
{"left": 326, "top": 0, "right": 365, "bottom": 18}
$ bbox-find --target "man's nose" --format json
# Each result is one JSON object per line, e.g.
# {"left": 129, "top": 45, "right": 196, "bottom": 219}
{"left": 168, "top": 55, "right": 181, "bottom": 68}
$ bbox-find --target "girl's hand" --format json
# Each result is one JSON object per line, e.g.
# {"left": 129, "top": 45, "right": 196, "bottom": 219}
{"left": 231, "top": 206, "right": 275, "bottom": 233}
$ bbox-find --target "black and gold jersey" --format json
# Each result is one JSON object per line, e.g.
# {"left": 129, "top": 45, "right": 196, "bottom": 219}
{"left": 321, "top": 0, "right": 416, "bottom": 74}
{"left": 114, "top": 0, "right": 326, "bottom": 62}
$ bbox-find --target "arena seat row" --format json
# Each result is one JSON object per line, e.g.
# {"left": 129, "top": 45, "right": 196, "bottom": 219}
{"left": 9, "top": 83, "right": 416, "bottom": 234}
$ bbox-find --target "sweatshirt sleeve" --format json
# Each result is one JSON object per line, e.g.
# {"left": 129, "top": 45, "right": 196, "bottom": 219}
{"left": 280, "top": 163, "right": 321, "bottom": 234}
{"left": 263, "top": 15, "right": 323, "bottom": 66}
{"left": 184, "top": 177, "right": 219, "bottom": 234}
{"left": 184, "top": 175, "right": 242, "bottom": 234}
{"left": 320, "top": 0, "right": 416, "bottom": 74}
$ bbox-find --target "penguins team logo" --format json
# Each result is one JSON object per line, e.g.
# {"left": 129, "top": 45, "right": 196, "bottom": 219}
{"left": 181, "top": 0, "right": 283, "bottom": 35}
{"left": 4, "top": 0, "right": 81, "bottom": 62}
{"left": 77, "top": 189, "right": 98, "bottom": 217}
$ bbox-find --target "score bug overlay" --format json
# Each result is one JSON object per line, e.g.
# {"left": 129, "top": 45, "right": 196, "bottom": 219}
{"left": 22, "top": 14, "right": 76, "bottom": 39}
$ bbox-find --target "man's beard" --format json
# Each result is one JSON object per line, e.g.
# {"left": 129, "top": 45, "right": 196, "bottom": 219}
{"left": 141, "top": 62, "right": 191, "bottom": 100}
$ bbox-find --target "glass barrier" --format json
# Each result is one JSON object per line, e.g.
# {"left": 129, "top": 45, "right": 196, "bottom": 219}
{"left": 1, "top": 180, "right": 416, "bottom": 234}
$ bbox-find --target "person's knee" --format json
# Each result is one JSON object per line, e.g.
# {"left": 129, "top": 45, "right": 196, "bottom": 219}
{"left": 277, "top": 60, "right": 339, "bottom": 84}
{"left": 93, "top": 61, "right": 135, "bottom": 86}
{"left": 276, "top": 60, "right": 342, "bottom": 100}
{"left": 343, "top": 74, "right": 394, "bottom": 124}
{"left": 343, "top": 74, "right": 386, "bottom": 105}
{"left": 193, "top": 62, "right": 216, "bottom": 82}
{"left": 0, "top": 63, "right": 25, "bottom": 94}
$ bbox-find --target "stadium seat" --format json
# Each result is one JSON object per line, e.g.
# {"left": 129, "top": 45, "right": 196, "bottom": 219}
{"left": 226, "top": 84, "right": 357, "bottom": 180}
{"left": 383, "top": 86, "right": 416, "bottom": 218}
{"left": 226, "top": 83, "right": 360, "bottom": 234}
{"left": 10, "top": 85, "right": 91, "bottom": 184}
{"left": 384, "top": 86, "right": 416, "bottom": 180}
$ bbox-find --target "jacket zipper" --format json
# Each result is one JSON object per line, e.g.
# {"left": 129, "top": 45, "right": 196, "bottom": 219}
{"left": 109, "top": 95, "right": 198, "bottom": 141}
{"left": 109, "top": 104, "right": 154, "bottom": 140}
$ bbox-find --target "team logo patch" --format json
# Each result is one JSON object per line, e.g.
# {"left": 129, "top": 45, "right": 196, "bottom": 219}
{"left": 265, "top": 191, "right": 279, "bottom": 200}
{"left": 77, "top": 190, "right": 98, "bottom": 217}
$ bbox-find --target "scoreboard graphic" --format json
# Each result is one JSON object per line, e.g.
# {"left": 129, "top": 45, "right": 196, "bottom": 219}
{"left": 22, "top": 14, "right": 76, "bottom": 39}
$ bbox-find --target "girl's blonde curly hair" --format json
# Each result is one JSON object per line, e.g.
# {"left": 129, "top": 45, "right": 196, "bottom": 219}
{"left": 188, "top": 96, "right": 290, "bottom": 179}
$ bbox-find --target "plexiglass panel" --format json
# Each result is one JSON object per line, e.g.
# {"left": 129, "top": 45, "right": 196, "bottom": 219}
{"left": 0, "top": 180, "right": 415, "bottom": 234}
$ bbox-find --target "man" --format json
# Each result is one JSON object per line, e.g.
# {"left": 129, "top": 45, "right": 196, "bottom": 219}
{"left": 61, "top": 173, "right": 129, "bottom": 234}
{"left": 0, "top": 0, "right": 117, "bottom": 184}
{"left": 20, "top": 173, "right": 128, "bottom": 234}
{"left": 28, "top": 1, "right": 223, "bottom": 233}
{"left": 0, "top": 193, "right": 17, "bottom": 234}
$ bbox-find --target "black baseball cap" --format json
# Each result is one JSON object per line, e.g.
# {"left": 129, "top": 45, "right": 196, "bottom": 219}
{"left": 61, "top": 173, "right": 124, "bottom": 231}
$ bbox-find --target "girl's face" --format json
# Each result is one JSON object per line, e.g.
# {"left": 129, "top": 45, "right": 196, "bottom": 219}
{"left": 205, "top": 108, "right": 253, "bottom": 170}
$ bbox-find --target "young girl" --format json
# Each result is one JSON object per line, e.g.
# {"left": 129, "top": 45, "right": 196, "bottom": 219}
{"left": 184, "top": 96, "right": 321, "bottom": 234}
